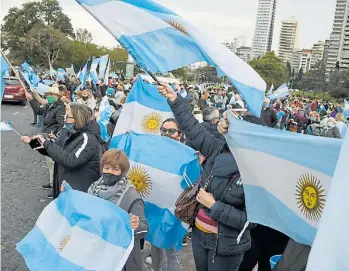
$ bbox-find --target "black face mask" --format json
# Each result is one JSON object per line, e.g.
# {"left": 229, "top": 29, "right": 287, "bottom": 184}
{"left": 103, "top": 173, "right": 122, "bottom": 186}
{"left": 82, "top": 96, "right": 88, "bottom": 101}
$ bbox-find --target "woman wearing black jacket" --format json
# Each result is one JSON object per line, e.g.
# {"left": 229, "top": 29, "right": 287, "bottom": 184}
{"left": 158, "top": 83, "right": 251, "bottom": 271}
{"left": 30, "top": 103, "right": 101, "bottom": 198}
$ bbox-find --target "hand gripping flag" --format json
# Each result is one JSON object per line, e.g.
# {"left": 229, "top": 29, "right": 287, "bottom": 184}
{"left": 17, "top": 183, "right": 134, "bottom": 271}
{"left": 76, "top": 0, "right": 266, "bottom": 117}
{"left": 111, "top": 132, "right": 201, "bottom": 250}
{"left": 224, "top": 113, "right": 343, "bottom": 245}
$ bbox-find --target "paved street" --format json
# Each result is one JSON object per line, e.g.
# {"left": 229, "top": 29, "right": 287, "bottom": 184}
{"left": 1, "top": 102, "right": 195, "bottom": 271}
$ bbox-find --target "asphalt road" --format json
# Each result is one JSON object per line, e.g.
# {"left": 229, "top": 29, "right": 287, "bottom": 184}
{"left": 1, "top": 102, "right": 196, "bottom": 271}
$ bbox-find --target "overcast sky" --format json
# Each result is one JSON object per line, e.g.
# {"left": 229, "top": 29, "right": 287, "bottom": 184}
{"left": 1, "top": 0, "right": 337, "bottom": 51}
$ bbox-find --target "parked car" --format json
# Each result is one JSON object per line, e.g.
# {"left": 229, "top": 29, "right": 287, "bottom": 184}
{"left": 2, "top": 76, "right": 26, "bottom": 105}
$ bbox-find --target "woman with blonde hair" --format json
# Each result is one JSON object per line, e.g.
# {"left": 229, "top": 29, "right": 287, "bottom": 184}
{"left": 335, "top": 112, "right": 347, "bottom": 137}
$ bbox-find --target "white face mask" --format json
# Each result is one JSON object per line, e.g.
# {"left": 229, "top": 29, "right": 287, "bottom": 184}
{"left": 327, "top": 122, "right": 336, "bottom": 128}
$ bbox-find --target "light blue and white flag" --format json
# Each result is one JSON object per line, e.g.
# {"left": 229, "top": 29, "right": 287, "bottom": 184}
{"left": 0, "top": 121, "right": 13, "bottom": 132}
{"left": 306, "top": 131, "right": 349, "bottom": 270}
{"left": 98, "top": 96, "right": 113, "bottom": 142}
{"left": 66, "top": 65, "right": 76, "bottom": 76}
{"left": 104, "top": 58, "right": 111, "bottom": 85}
{"left": 111, "top": 76, "right": 174, "bottom": 138}
{"left": 57, "top": 68, "right": 66, "bottom": 81}
{"left": 268, "top": 83, "right": 274, "bottom": 96}
{"left": 43, "top": 79, "right": 53, "bottom": 86}
{"left": 111, "top": 132, "right": 201, "bottom": 250}
{"left": 224, "top": 113, "right": 343, "bottom": 245}
{"left": 1, "top": 52, "right": 11, "bottom": 102}
{"left": 17, "top": 183, "right": 134, "bottom": 271}
{"left": 76, "top": 0, "right": 266, "bottom": 117}
{"left": 268, "top": 83, "right": 289, "bottom": 100}
{"left": 79, "top": 62, "right": 88, "bottom": 88}
{"left": 36, "top": 83, "right": 51, "bottom": 95}
{"left": 21, "top": 62, "right": 40, "bottom": 88}
{"left": 344, "top": 99, "right": 349, "bottom": 118}
{"left": 90, "top": 57, "right": 100, "bottom": 73}
{"left": 98, "top": 54, "right": 109, "bottom": 79}
{"left": 109, "top": 71, "right": 118, "bottom": 79}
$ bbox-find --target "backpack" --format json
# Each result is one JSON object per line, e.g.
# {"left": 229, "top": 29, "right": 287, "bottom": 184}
{"left": 308, "top": 123, "right": 325, "bottom": 136}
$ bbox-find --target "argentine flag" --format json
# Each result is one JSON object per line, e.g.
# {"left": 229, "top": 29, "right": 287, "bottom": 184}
{"left": 0, "top": 121, "right": 13, "bottom": 132}
{"left": 344, "top": 99, "right": 349, "bottom": 118}
{"left": 112, "top": 76, "right": 174, "bottom": 138}
{"left": 97, "top": 96, "right": 113, "bottom": 142}
{"left": 224, "top": 113, "right": 343, "bottom": 245}
{"left": 111, "top": 132, "right": 201, "bottom": 250}
{"left": 268, "top": 83, "right": 274, "bottom": 96}
{"left": 77, "top": 0, "right": 266, "bottom": 117}
{"left": 306, "top": 131, "right": 349, "bottom": 270}
{"left": 17, "top": 184, "right": 134, "bottom": 271}
{"left": 268, "top": 83, "right": 289, "bottom": 100}
{"left": 98, "top": 54, "right": 109, "bottom": 79}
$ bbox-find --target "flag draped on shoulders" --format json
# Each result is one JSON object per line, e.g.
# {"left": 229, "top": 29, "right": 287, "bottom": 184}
{"left": 111, "top": 132, "right": 201, "bottom": 250}
{"left": 224, "top": 113, "right": 343, "bottom": 245}
{"left": 306, "top": 131, "right": 349, "bottom": 270}
{"left": 76, "top": 0, "right": 266, "bottom": 117}
{"left": 111, "top": 76, "right": 174, "bottom": 140}
{"left": 16, "top": 184, "right": 134, "bottom": 271}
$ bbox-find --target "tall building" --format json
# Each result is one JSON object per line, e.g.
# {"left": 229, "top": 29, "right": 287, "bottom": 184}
{"left": 223, "top": 41, "right": 234, "bottom": 52}
{"left": 236, "top": 47, "right": 252, "bottom": 62}
{"left": 322, "top": 39, "right": 331, "bottom": 69}
{"left": 291, "top": 49, "right": 312, "bottom": 73}
{"left": 233, "top": 36, "right": 247, "bottom": 53}
{"left": 326, "top": 0, "right": 349, "bottom": 73}
{"left": 278, "top": 17, "right": 299, "bottom": 63}
{"left": 310, "top": 41, "right": 325, "bottom": 69}
{"left": 252, "top": 0, "right": 277, "bottom": 59}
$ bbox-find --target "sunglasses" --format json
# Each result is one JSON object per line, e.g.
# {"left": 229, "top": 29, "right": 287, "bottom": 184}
{"left": 160, "top": 127, "right": 179, "bottom": 136}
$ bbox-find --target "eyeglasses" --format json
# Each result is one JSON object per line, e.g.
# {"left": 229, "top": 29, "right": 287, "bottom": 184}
{"left": 160, "top": 127, "right": 179, "bottom": 136}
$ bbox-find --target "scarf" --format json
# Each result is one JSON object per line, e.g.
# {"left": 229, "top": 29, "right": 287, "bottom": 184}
{"left": 89, "top": 176, "right": 129, "bottom": 204}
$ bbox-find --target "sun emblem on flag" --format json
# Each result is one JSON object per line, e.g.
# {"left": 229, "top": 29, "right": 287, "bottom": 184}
{"left": 127, "top": 165, "right": 152, "bottom": 198}
{"left": 59, "top": 234, "right": 71, "bottom": 251}
{"left": 295, "top": 173, "right": 325, "bottom": 221}
{"left": 141, "top": 112, "right": 163, "bottom": 134}
{"left": 166, "top": 20, "right": 189, "bottom": 36}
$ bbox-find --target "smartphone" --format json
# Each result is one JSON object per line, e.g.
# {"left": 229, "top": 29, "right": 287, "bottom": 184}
{"left": 29, "top": 138, "right": 42, "bottom": 149}
{"left": 147, "top": 70, "right": 160, "bottom": 85}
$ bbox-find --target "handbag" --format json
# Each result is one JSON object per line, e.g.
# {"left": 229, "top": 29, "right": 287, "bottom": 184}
{"left": 175, "top": 170, "right": 213, "bottom": 225}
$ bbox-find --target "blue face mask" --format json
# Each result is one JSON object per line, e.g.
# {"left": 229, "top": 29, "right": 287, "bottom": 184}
{"left": 263, "top": 102, "right": 268, "bottom": 108}
{"left": 64, "top": 123, "right": 75, "bottom": 133}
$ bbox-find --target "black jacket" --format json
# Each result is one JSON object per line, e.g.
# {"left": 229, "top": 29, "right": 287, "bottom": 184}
{"left": 168, "top": 95, "right": 251, "bottom": 256}
{"left": 43, "top": 125, "right": 101, "bottom": 198}
{"left": 200, "top": 121, "right": 226, "bottom": 143}
{"left": 30, "top": 99, "right": 65, "bottom": 135}
{"left": 260, "top": 107, "right": 278, "bottom": 127}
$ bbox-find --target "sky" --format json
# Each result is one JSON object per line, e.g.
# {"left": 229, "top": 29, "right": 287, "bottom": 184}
{"left": 1, "top": 0, "right": 337, "bottom": 51}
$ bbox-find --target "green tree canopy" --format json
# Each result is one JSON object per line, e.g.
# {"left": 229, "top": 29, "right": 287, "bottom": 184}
{"left": 249, "top": 52, "right": 286, "bottom": 88}
{"left": 75, "top": 28, "right": 93, "bottom": 44}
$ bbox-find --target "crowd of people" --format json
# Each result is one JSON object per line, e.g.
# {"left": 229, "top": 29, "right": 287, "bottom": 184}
{"left": 18, "top": 72, "right": 348, "bottom": 271}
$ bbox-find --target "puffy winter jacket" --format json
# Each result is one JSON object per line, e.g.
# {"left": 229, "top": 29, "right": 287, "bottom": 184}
{"left": 43, "top": 125, "right": 101, "bottom": 198}
{"left": 30, "top": 99, "right": 65, "bottom": 135}
{"left": 168, "top": 95, "right": 251, "bottom": 256}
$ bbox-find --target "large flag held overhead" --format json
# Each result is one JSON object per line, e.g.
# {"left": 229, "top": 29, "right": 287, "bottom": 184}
{"left": 79, "top": 62, "right": 88, "bottom": 88}
{"left": 77, "top": 0, "right": 266, "bottom": 117}
{"left": 21, "top": 62, "right": 40, "bottom": 88}
{"left": 111, "top": 76, "right": 174, "bottom": 138}
{"left": 97, "top": 96, "right": 113, "bottom": 142}
{"left": 98, "top": 54, "right": 109, "bottom": 79}
{"left": 268, "top": 83, "right": 289, "bottom": 100}
{"left": 17, "top": 183, "right": 134, "bottom": 271}
{"left": 306, "top": 131, "right": 349, "bottom": 270}
{"left": 111, "top": 132, "right": 201, "bottom": 250}
{"left": 224, "top": 113, "right": 343, "bottom": 245}
{"left": 268, "top": 83, "right": 274, "bottom": 96}
{"left": 1, "top": 52, "right": 11, "bottom": 103}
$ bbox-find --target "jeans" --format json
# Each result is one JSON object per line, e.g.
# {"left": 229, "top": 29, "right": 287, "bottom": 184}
{"left": 46, "top": 156, "right": 54, "bottom": 186}
{"left": 192, "top": 226, "right": 244, "bottom": 271}
{"left": 151, "top": 246, "right": 180, "bottom": 271}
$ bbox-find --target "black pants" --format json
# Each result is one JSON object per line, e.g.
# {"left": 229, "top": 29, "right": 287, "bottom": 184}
{"left": 238, "top": 225, "right": 289, "bottom": 271}
{"left": 32, "top": 108, "right": 37, "bottom": 123}
{"left": 192, "top": 226, "right": 244, "bottom": 271}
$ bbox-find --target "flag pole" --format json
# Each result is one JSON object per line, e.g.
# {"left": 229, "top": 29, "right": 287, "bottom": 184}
{"left": 6, "top": 123, "right": 22, "bottom": 137}
{"left": 0, "top": 50, "right": 30, "bottom": 93}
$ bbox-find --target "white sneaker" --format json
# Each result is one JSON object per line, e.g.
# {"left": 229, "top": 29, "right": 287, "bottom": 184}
{"left": 145, "top": 256, "right": 152, "bottom": 265}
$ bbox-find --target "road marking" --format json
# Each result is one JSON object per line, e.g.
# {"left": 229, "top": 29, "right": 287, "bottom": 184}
{"left": 13, "top": 112, "right": 19, "bottom": 115}
{"left": 24, "top": 106, "right": 28, "bottom": 109}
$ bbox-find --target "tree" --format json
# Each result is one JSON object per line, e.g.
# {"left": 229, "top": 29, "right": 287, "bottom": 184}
{"left": 75, "top": 28, "right": 93, "bottom": 44}
{"left": 297, "top": 67, "right": 304, "bottom": 81}
{"left": 25, "top": 26, "right": 71, "bottom": 68}
{"left": 1, "top": 0, "right": 74, "bottom": 64}
{"left": 249, "top": 52, "right": 286, "bottom": 87}
{"left": 171, "top": 67, "right": 188, "bottom": 81}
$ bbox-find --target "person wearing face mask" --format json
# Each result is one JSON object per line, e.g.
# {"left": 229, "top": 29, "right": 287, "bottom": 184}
{"left": 201, "top": 107, "right": 226, "bottom": 142}
{"left": 25, "top": 103, "right": 101, "bottom": 199}
{"left": 323, "top": 117, "right": 341, "bottom": 138}
{"left": 60, "top": 149, "right": 149, "bottom": 271}
{"left": 77, "top": 90, "right": 96, "bottom": 110}
{"left": 25, "top": 86, "right": 66, "bottom": 196}
{"left": 260, "top": 98, "right": 278, "bottom": 128}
